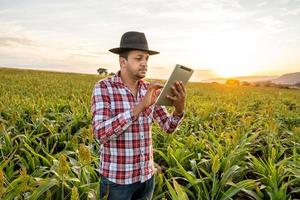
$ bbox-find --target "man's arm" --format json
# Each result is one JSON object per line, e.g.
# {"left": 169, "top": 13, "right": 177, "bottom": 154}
{"left": 92, "top": 81, "right": 162, "bottom": 144}
{"left": 92, "top": 82, "right": 137, "bottom": 144}
{"left": 153, "top": 81, "right": 186, "bottom": 133}
{"left": 153, "top": 105, "right": 184, "bottom": 133}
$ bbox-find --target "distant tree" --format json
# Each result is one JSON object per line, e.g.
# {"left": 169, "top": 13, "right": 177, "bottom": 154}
{"left": 261, "top": 81, "right": 274, "bottom": 87}
{"left": 294, "top": 82, "right": 300, "bottom": 87}
{"left": 241, "top": 81, "right": 250, "bottom": 86}
{"left": 212, "top": 82, "right": 219, "bottom": 84}
{"left": 253, "top": 82, "right": 260, "bottom": 87}
{"left": 225, "top": 79, "right": 240, "bottom": 86}
{"left": 109, "top": 72, "right": 116, "bottom": 76}
{"left": 276, "top": 84, "right": 289, "bottom": 89}
{"left": 97, "top": 68, "right": 108, "bottom": 75}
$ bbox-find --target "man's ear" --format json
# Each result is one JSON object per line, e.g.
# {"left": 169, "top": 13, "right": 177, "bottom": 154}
{"left": 119, "top": 57, "right": 127, "bottom": 68}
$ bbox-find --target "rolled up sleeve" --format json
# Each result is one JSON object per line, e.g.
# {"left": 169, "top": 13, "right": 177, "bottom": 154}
{"left": 153, "top": 105, "right": 184, "bottom": 133}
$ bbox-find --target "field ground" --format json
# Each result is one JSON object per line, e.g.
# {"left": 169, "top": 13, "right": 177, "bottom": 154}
{"left": 0, "top": 67, "right": 300, "bottom": 199}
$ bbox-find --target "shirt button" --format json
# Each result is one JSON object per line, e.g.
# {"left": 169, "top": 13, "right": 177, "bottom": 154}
{"left": 141, "top": 135, "right": 144, "bottom": 139}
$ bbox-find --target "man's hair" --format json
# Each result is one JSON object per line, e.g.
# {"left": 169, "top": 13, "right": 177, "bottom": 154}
{"left": 119, "top": 50, "right": 130, "bottom": 60}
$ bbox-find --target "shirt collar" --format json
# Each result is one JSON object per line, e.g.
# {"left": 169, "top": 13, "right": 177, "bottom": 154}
{"left": 113, "top": 70, "right": 145, "bottom": 89}
{"left": 113, "top": 71, "right": 125, "bottom": 87}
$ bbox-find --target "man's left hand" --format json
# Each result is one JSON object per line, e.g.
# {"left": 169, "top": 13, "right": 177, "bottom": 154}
{"left": 166, "top": 81, "right": 186, "bottom": 114}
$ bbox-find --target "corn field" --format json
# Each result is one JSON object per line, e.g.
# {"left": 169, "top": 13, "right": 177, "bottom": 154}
{"left": 0, "top": 68, "right": 300, "bottom": 200}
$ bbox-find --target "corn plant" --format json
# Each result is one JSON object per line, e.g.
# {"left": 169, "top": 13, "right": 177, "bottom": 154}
{"left": 1, "top": 68, "right": 300, "bottom": 199}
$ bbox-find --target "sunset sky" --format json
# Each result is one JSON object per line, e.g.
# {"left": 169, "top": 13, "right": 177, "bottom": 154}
{"left": 1, "top": 0, "right": 300, "bottom": 81}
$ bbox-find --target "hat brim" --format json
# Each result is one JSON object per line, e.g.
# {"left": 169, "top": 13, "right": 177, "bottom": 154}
{"left": 109, "top": 48, "right": 159, "bottom": 55}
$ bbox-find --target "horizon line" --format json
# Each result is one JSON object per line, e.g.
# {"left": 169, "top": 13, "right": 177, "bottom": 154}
{"left": 0, "top": 66, "right": 298, "bottom": 82}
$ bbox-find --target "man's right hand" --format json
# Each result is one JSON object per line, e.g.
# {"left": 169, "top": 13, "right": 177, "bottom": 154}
{"left": 141, "top": 82, "right": 163, "bottom": 109}
{"left": 133, "top": 82, "right": 163, "bottom": 118}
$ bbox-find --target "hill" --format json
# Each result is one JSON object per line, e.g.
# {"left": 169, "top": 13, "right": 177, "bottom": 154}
{"left": 271, "top": 72, "right": 300, "bottom": 85}
{"left": 201, "top": 72, "right": 300, "bottom": 86}
{"left": 201, "top": 76, "right": 278, "bottom": 84}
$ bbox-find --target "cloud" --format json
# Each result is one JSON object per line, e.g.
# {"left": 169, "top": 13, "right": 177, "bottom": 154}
{"left": 284, "top": 5, "right": 300, "bottom": 16}
{"left": 255, "top": 15, "right": 286, "bottom": 34}
{"left": 0, "top": 37, "right": 36, "bottom": 47}
{"left": 70, "top": 53, "right": 103, "bottom": 58}
{"left": 0, "top": 0, "right": 299, "bottom": 76}
{"left": 89, "top": 51, "right": 111, "bottom": 56}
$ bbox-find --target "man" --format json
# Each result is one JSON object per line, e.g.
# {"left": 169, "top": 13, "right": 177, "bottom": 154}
{"left": 92, "top": 31, "right": 186, "bottom": 200}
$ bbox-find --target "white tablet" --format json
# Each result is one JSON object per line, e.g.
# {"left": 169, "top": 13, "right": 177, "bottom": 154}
{"left": 155, "top": 64, "right": 194, "bottom": 106}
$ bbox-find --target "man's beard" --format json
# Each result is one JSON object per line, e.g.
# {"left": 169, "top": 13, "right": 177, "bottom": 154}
{"left": 136, "top": 69, "right": 147, "bottom": 79}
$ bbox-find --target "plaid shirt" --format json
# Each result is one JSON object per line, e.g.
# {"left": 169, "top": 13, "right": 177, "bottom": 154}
{"left": 92, "top": 71, "right": 184, "bottom": 184}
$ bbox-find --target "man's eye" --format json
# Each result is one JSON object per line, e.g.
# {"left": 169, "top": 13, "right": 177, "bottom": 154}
{"left": 136, "top": 57, "right": 142, "bottom": 61}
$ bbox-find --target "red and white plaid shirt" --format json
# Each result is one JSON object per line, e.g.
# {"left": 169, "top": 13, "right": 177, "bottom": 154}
{"left": 91, "top": 71, "right": 184, "bottom": 184}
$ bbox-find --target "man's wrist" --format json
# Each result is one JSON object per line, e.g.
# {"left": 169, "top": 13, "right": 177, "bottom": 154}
{"left": 133, "top": 103, "right": 145, "bottom": 119}
{"left": 173, "top": 110, "right": 184, "bottom": 116}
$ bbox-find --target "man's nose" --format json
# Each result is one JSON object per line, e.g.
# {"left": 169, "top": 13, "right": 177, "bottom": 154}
{"left": 141, "top": 58, "right": 148, "bottom": 66}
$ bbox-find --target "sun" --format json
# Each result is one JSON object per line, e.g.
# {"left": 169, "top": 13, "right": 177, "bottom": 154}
{"left": 195, "top": 29, "right": 263, "bottom": 78}
{"left": 214, "top": 66, "right": 255, "bottom": 78}
{"left": 210, "top": 51, "right": 259, "bottom": 78}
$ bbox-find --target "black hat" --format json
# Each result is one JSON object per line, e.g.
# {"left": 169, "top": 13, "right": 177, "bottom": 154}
{"left": 109, "top": 31, "right": 159, "bottom": 55}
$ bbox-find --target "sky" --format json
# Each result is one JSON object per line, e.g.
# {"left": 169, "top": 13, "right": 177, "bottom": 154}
{"left": 0, "top": 0, "right": 300, "bottom": 81}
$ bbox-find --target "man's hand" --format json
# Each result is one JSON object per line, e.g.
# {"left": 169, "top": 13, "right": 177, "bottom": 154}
{"left": 133, "top": 82, "right": 163, "bottom": 118}
{"left": 166, "top": 81, "right": 186, "bottom": 115}
{"left": 141, "top": 82, "right": 163, "bottom": 109}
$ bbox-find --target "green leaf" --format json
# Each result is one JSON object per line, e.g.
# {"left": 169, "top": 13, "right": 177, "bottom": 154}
{"left": 173, "top": 179, "right": 189, "bottom": 200}
{"left": 164, "top": 177, "right": 179, "bottom": 200}
{"left": 29, "top": 178, "right": 58, "bottom": 200}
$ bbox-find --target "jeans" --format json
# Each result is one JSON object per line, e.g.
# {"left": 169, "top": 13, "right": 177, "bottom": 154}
{"left": 99, "top": 175, "right": 155, "bottom": 200}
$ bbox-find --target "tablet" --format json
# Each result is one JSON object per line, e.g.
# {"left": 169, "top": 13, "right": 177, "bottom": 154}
{"left": 155, "top": 64, "right": 194, "bottom": 106}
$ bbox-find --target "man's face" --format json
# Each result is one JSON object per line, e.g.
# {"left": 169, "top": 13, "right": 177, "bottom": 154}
{"left": 120, "top": 50, "right": 149, "bottom": 80}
